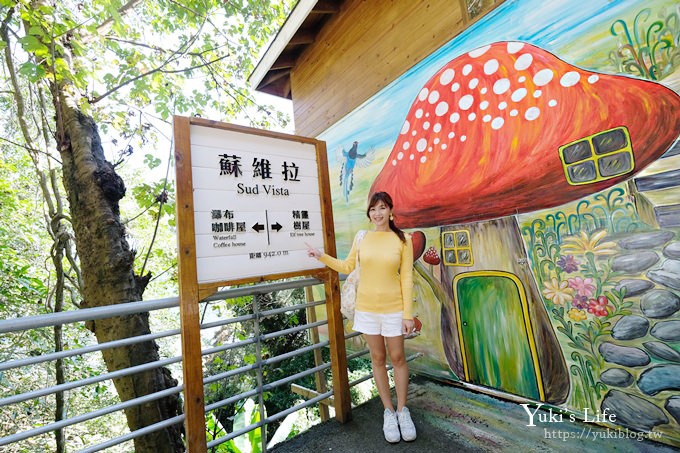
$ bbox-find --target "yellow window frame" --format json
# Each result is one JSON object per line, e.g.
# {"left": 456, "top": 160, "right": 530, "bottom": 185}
{"left": 442, "top": 230, "right": 474, "bottom": 267}
{"left": 558, "top": 126, "right": 634, "bottom": 186}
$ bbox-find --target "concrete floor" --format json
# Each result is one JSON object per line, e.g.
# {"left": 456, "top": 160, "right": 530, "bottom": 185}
{"left": 269, "top": 376, "right": 678, "bottom": 453}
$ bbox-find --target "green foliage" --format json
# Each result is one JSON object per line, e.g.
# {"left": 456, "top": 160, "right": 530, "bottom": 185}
{"left": 610, "top": 6, "right": 680, "bottom": 80}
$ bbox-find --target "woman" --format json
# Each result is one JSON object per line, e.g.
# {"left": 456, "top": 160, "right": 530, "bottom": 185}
{"left": 306, "top": 191, "right": 416, "bottom": 443}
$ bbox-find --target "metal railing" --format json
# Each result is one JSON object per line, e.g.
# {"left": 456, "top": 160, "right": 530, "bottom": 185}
{"left": 0, "top": 277, "right": 376, "bottom": 452}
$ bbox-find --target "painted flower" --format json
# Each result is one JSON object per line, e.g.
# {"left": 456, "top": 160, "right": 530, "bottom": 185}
{"left": 588, "top": 295, "right": 611, "bottom": 317}
{"left": 542, "top": 278, "right": 574, "bottom": 305}
{"left": 568, "top": 308, "right": 587, "bottom": 322}
{"left": 571, "top": 295, "right": 589, "bottom": 310}
{"left": 560, "top": 230, "right": 618, "bottom": 256}
{"left": 568, "top": 277, "right": 596, "bottom": 297}
{"left": 556, "top": 255, "right": 579, "bottom": 273}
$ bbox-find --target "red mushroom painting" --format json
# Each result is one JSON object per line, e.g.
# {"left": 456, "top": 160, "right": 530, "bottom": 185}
{"left": 370, "top": 41, "right": 680, "bottom": 404}
{"left": 371, "top": 41, "right": 680, "bottom": 228}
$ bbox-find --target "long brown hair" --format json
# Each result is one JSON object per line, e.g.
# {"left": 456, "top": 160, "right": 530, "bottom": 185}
{"left": 366, "top": 191, "right": 406, "bottom": 243}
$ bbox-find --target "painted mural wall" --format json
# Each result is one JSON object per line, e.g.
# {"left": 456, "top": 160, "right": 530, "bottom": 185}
{"left": 318, "top": 0, "right": 680, "bottom": 446}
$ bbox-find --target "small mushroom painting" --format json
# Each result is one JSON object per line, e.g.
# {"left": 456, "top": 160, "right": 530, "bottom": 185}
{"left": 320, "top": 0, "right": 680, "bottom": 445}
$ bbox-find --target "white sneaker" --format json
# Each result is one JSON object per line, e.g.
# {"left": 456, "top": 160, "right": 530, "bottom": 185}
{"left": 397, "top": 407, "right": 417, "bottom": 441}
{"left": 383, "top": 408, "right": 400, "bottom": 443}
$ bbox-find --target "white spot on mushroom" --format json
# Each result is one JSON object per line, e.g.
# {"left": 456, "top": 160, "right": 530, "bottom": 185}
{"left": 458, "top": 94, "right": 474, "bottom": 110}
{"left": 451, "top": 82, "right": 460, "bottom": 92}
{"left": 533, "top": 69, "right": 554, "bottom": 86}
{"left": 483, "top": 114, "right": 492, "bottom": 122}
{"left": 511, "top": 88, "right": 527, "bottom": 102}
{"left": 468, "top": 112, "right": 476, "bottom": 121}
{"left": 548, "top": 99, "right": 558, "bottom": 107}
{"left": 533, "top": 90, "right": 542, "bottom": 98}
{"left": 484, "top": 59, "right": 499, "bottom": 75}
{"left": 480, "top": 87, "right": 488, "bottom": 94}
{"left": 514, "top": 53, "right": 533, "bottom": 71}
{"left": 560, "top": 71, "right": 580, "bottom": 87}
{"left": 416, "top": 139, "right": 427, "bottom": 152}
{"left": 525, "top": 107, "right": 540, "bottom": 121}
{"left": 460, "top": 135, "right": 467, "bottom": 142}
{"left": 480, "top": 100, "right": 489, "bottom": 110}
{"left": 423, "top": 121, "right": 431, "bottom": 130}
{"left": 403, "top": 142, "right": 410, "bottom": 150}
{"left": 397, "top": 152, "right": 404, "bottom": 160}
{"left": 498, "top": 101, "right": 508, "bottom": 110}
{"left": 462, "top": 64, "right": 473, "bottom": 75}
{"left": 435, "top": 101, "right": 449, "bottom": 116}
{"left": 392, "top": 159, "right": 397, "bottom": 166}
{"left": 510, "top": 109, "right": 518, "bottom": 116}
{"left": 448, "top": 132, "right": 455, "bottom": 139}
{"left": 420, "top": 156, "right": 427, "bottom": 163}
{"left": 469, "top": 45, "right": 491, "bottom": 58}
{"left": 415, "top": 109, "right": 423, "bottom": 118}
{"left": 418, "top": 88, "right": 429, "bottom": 101}
{"left": 410, "top": 154, "right": 415, "bottom": 160}
{"left": 412, "top": 130, "right": 417, "bottom": 136}
{"left": 433, "top": 123, "right": 442, "bottom": 133}
{"left": 469, "top": 78, "right": 479, "bottom": 89}
{"left": 440, "top": 69, "right": 455, "bottom": 85}
{"left": 518, "top": 76, "right": 526, "bottom": 83}
{"left": 428, "top": 91, "right": 440, "bottom": 104}
{"left": 434, "top": 138, "right": 440, "bottom": 144}
{"left": 507, "top": 42, "right": 524, "bottom": 54}
{"left": 588, "top": 74, "right": 599, "bottom": 84}
{"left": 450, "top": 112, "right": 460, "bottom": 123}
{"left": 442, "top": 143, "right": 447, "bottom": 150}
{"left": 493, "top": 78, "right": 511, "bottom": 95}
{"left": 491, "top": 117, "right": 504, "bottom": 130}
{"left": 400, "top": 121, "right": 410, "bottom": 135}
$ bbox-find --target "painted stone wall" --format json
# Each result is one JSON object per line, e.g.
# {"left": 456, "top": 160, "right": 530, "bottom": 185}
{"left": 317, "top": 0, "right": 680, "bottom": 446}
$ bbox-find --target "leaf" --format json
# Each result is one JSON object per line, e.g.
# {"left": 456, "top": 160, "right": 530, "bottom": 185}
{"left": 18, "top": 35, "right": 48, "bottom": 54}
{"left": 144, "top": 154, "right": 162, "bottom": 170}
{"left": 18, "top": 62, "right": 46, "bottom": 82}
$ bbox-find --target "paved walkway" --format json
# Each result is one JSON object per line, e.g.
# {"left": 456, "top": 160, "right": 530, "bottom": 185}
{"left": 270, "top": 376, "right": 677, "bottom": 453}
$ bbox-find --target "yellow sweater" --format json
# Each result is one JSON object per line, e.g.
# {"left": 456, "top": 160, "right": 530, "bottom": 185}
{"left": 320, "top": 231, "right": 414, "bottom": 319}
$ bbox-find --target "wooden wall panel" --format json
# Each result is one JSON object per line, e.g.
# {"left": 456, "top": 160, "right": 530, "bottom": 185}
{"left": 292, "top": 0, "right": 466, "bottom": 137}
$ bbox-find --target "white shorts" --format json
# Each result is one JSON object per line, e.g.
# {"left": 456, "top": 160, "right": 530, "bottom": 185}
{"left": 353, "top": 310, "right": 404, "bottom": 337}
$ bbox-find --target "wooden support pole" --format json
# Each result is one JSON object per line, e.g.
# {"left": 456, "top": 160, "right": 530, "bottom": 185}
{"left": 324, "top": 269, "right": 352, "bottom": 422}
{"left": 305, "top": 287, "right": 330, "bottom": 421}
{"left": 174, "top": 116, "right": 208, "bottom": 452}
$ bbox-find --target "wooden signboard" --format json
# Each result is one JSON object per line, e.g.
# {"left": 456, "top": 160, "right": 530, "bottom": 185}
{"left": 173, "top": 116, "right": 350, "bottom": 452}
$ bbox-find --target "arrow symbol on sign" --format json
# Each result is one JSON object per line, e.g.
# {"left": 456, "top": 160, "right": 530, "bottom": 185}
{"left": 271, "top": 222, "right": 282, "bottom": 232}
{"left": 252, "top": 223, "right": 265, "bottom": 232}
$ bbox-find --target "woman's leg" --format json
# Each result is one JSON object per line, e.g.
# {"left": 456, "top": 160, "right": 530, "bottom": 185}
{"left": 385, "top": 335, "right": 409, "bottom": 411}
{"left": 363, "top": 334, "right": 394, "bottom": 411}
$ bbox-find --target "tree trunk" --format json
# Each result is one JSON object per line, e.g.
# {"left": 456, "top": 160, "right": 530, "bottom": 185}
{"left": 54, "top": 92, "right": 184, "bottom": 452}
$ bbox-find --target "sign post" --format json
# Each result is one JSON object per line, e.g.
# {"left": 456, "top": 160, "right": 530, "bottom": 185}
{"left": 174, "top": 116, "right": 349, "bottom": 451}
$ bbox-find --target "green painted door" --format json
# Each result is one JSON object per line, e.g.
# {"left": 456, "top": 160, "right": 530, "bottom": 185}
{"left": 456, "top": 274, "right": 540, "bottom": 399}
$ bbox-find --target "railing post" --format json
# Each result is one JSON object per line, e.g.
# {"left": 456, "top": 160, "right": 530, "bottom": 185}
{"left": 324, "top": 269, "right": 352, "bottom": 422}
{"left": 304, "top": 287, "right": 330, "bottom": 421}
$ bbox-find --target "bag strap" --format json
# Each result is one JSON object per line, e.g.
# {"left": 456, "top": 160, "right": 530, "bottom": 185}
{"left": 354, "top": 230, "right": 367, "bottom": 268}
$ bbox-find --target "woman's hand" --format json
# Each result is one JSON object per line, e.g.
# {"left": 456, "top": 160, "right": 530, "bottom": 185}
{"left": 305, "top": 242, "right": 323, "bottom": 260}
{"left": 402, "top": 318, "right": 415, "bottom": 337}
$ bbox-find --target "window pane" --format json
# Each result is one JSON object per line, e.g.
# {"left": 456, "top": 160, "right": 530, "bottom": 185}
{"left": 444, "top": 233, "right": 454, "bottom": 248}
{"left": 458, "top": 249, "right": 472, "bottom": 265}
{"left": 563, "top": 141, "right": 592, "bottom": 164}
{"left": 598, "top": 152, "right": 633, "bottom": 177}
{"left": 445, "top": 250, "right": 457, "bottom": 265}
{"left": 456, "top": 232, "right": 469, "bottom": 246}
{"left": 568, "top": 161, "right": 597, "bottom": 183}
{"left": 593, "top": 129, "right": 627, "bottom": 155}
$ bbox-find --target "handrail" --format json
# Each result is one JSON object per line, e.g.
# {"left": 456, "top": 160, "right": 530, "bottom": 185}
{"left": 0, "top": 276, "right": 377, "bottom": 452}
